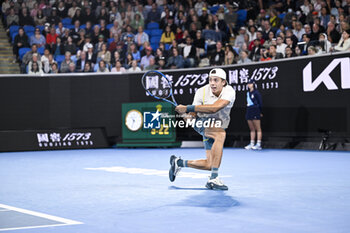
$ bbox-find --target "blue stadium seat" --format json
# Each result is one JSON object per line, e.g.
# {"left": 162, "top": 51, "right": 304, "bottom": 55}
{"left": 23, "top": 25, "right": 35, "bottom": 34}
{"left": 237, "top": 9, "right": 247, "bottom": 27}
{"left": 150, "top": 43, "right": 158, "bottom": 51}
{"left": 165, "top": 43, "right": 170, "bottom": 50}
{"left": 151, "top": 29, "right": 163, "bottom": 37}
{"left": 209, "top": 6, "right": 219, "bottom": 15}
{"left": 55, "top": 55, "right": 65, "bottom": 67}
{"left": 144, "top": 29, "right": 151, "bottom": 35}
{"left": 37, "top": 47, "right": 45, "bottom": 55}
{"left": 147, "top": 22, "right": 159, "bottom": 30}
{"left": 150, "top": 36, "right": 161, "bottom": 44}
{"left": 37, "top": 25, "right": 45, "bottom": 33}
{"left": 65, "top": 24, "right": 75, "bottom": 30}
{"left": 62, "top": 17, "right": 72, "bottom": 26}
{"left": 71, "top": 55, "right": 77, "bottom": 64}
{"left": 107, "top": 38, "right": 114, "bottom": 46}
{"left": 80, "top": 24, "right": 86, "bottom": 29}
{"left": 9, "top": 25, "right": 19, "bottom": 37}
{"left": 26, "top": 32, "right": 34, "bottom": 38}
{"left": 11, "top": 32, "right": 18, "bottom": 43}
{"left": 19, "top": 47, "right": 31, "bottom": 61}
{"left": 279, "top": 13, "right": 286, "bottom": 23}
{"left": 106, "top": 24, "right": 113, "bottom": 30}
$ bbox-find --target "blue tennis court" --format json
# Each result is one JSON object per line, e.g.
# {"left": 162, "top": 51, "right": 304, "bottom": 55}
{"left": 1, "top": 148, "right": 349, "bottom": 233}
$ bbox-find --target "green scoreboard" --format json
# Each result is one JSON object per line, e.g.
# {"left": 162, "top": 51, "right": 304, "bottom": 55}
{"left": 117, "top": 102, "right": 181, "bottom": 147}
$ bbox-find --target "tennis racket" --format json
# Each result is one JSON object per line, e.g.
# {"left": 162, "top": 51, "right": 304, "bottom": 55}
{"left": 141, "top": 70, "right": 178, "bottom": 106}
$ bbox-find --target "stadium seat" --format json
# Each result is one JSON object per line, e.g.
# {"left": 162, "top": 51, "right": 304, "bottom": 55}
{"left": 150, "top": 36, "right": 161, "bottom": 44}
{"left": 237, "top": 9, "right": 247, "bottom": 27}
{"left": 164, "top": 43, "right": 170, "bottom": 50}
{"left": 107, "top": 38, "right": 114, "bottom": 46}
{"left": 11, "top": 32, "right": 18, "bottom": 43}
{"left": 150, "top": 43, "right": 158, "bottom": 51}
{"left": 71, "top": 55, "right": 77, "bottom": 64}
{"left": 9, "top": 25, "right": 19, "bottom": 37}
{"left": 144, "top": 29, "right": 151, "bottom": 35}
{"left": 55, "top": 55, "right": 65, "bottom": 67}
{"left": 151, "top": 29, "right": 163, "bottom": 37}
{"left": 106, "top": 24, "right": 113, "bottom": 30}
{"left": 80, "top": 24, "right": 86, "bottom": 29}
{"left": 23, "top": 25, "right": 35, "bottom": 34}
{"left": 209, "top": 6, "right": 219, "bottom": 14}
{"left": 61, "top": 17, "right": 72, "bottom": 26}
{"left": 147, "top": 22, "right": 159, "bottom": 30}
{"left": 65, "top": 24, "right": 75, "bottom": 30}
{"left": 37, "top": 25, "right": 45, "bottom": 33}
{"left": 26, "top": 32, "right": 34, "bottom": 38}
{"left": 37, "top": 47, "right": 45, "bottom": 55}
{"left": 279, "top": 13, "right": 286, "bottom": 23}
{"left": 19, "top": 47, "right": 31, "bottom": 61}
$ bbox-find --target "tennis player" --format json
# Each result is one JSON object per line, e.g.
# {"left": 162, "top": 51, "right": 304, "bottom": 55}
{"left": 244, "top": 79, "right": 263, "bottom": 150}
{"left": 169, "top": 68, "right": 236, "bottom": 190}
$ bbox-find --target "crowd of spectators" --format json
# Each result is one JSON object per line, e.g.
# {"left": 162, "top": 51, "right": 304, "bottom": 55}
{"left": 1, "top": 0, "right": 350, "bottom": 74}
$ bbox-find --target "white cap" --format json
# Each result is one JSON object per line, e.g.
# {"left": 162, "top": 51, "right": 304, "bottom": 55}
{"left": 209, "top": 68, "right": 226, "bottom": 80}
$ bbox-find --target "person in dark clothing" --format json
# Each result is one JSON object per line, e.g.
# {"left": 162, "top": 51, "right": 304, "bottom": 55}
{"left": 249, "top": 39, "right": 264, "bottom": 61}
{"left": 326, "top": 21, "right": 341, "bottom": 44}
{"left": 57, "top": 1, "right": 68, "bottom": 19}
{"left": 146, "top": 3, "right": 161, "bottom": 24}
{"left": 19, "top": 8, "right": 35, "bottom": 26}
{"left": 182, "top": 36, "right": 197, "bottom": 68}
{"left": 13, "top": 27, "right": 29, "bottom": 62}
{"left": 244, "top": 79, "right": 263, "bottom": 150}
{"left": 209, "top": 41, "right": 225, "bottom": 66}
{"left": 81, "top": 6, "right": 96, "bottom": 25}
{"left": 299, "top": 34, "right": 313, "bottom": 55}
{"left": 47, "top": 8, "right": 60, "bottom": 26}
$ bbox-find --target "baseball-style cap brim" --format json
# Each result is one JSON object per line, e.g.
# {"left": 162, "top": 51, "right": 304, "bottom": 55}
{"left": 209, "top": 68, "right": 226, "bottom": 80}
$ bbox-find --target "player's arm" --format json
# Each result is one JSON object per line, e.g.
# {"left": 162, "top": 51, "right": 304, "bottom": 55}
{"left": 175, "top": 99, "right": 230, "bottom": 114}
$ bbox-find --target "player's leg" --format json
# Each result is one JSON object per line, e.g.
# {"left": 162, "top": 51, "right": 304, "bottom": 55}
{"left": 187, "top": 150, "right": 212, "bottom": 170}
{"left": 245, "top": 120, "right": 256, "bottom": 149}
{"left": 204, "top": 128, "right": 225, "bottom": 168}
{"left": 204, "top": 128, "right": 228, "bottom": 190}
{"left": 252, "top": 119, "right": 262, "bottom": 150}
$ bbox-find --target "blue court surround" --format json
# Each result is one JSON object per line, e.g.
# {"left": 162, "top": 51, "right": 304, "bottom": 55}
{"left": 0, "top": 148, "right": 349, "bottom": 233}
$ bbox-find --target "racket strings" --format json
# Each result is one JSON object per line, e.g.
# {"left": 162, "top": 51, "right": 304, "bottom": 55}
{"left": 142, "top": 72, "right": 172, "bottom": 99}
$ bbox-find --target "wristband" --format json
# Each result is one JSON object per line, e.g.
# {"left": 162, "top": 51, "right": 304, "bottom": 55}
{"left": 186, "top": 105, "right": 195, "bottom": 113}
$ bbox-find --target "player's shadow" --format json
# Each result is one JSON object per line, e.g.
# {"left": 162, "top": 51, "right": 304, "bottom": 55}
{"left": 169, "top": 186, "right": 239, "bottom": 212}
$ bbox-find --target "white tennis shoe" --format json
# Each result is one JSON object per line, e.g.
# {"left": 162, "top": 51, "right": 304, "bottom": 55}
{"left": 252, "top": 144, "right": 262, "bottom": 150}
{"left": 244, "top": 143, "right": 254, "bottom": 150}
{"left": 205, "top": 177, "right": 228, "bottom": 190}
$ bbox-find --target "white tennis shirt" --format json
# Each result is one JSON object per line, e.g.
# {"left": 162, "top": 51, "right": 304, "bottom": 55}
{"left": 192, "top": 84, "right": 236, "bottom": 129}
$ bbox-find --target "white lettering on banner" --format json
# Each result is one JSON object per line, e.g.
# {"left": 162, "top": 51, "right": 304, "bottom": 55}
{"left": 37, "top": 133, "right": 49, "bottom": 143}
{"left": 160, "top": 68, "right": 279, "bottom": 96}
{"left": 229, "top": 66, "right": 279, "bottom": 92}
{"left": 174, "top": 73, "right": 208, "bottom": 87}
{"left": 303, "top": 58, "right": 350, "bottom": 92}
{"left": 37, "top": 132, "right": 93, "bottom": 148}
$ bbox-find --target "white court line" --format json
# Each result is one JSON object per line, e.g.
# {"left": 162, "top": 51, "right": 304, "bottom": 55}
{"left": 0, "top": 203, "right": 83, "bottom": 232}
{"left": 85, "top": 166, "right": 231, "bottom": 179}
{"left": 0, "top": 224, "right": 75, "bottom": 232}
